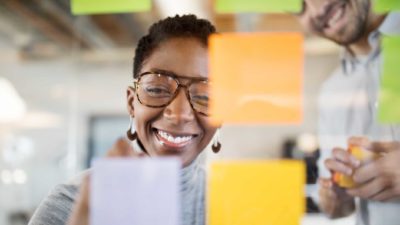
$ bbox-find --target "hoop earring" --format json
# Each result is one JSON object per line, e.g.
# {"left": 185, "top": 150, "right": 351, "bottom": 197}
{"left": 212, "top": 129, "right": 221, "bottom": 153}
{"left": 126, "top": 117, "right": 137, "bottom": 141}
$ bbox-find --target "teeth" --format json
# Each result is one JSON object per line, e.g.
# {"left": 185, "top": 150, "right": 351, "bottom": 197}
{"left": 168, "top": 136, "right": 174, "bottom": 142}
{"left": 328, "top": 6, "right": 343, "bottom": 27}
{"left": 157, "top": 130, "right": 193, "bottom": 144}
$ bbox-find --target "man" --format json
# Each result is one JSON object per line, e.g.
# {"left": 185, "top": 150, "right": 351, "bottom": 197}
{"left": 296, "top": 0, "right": 400, "bottom": 224}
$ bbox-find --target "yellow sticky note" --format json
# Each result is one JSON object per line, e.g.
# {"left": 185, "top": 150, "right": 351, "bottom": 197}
{"left": 72, "top": 0, "right": 151, "bottom": 15}
{"left": 208, "top": 160, "right": 305, "bottom": 225}
{"left": 209, "top": 33, "right": 304, "bottom": 125}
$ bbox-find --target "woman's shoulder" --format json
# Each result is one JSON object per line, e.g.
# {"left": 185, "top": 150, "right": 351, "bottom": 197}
{"left": 28, "top": 170, "right": 90, "bottom": 225}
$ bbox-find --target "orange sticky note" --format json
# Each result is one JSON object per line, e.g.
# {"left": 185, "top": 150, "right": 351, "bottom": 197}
{"left": 208, "top": 160, "right": 305, "bottom": 225}
{"left": 209, "top": 33, "right": 303, "bottom": 125}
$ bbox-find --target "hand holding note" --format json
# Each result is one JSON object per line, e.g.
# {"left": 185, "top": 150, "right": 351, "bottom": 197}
{"left": 318, "top": 137, "right": 370, "bottom": 218}
{"left": 321, "top": 136, "right": 400, "bottom": 209}
{"left": 333, "top": 138, "right": 379, "bottom": 188}
{"left": 347, "top": 140, "right": 400, "bottom": 201}
{"left": 67, "top": 138, "right": 145, "bottom": 225}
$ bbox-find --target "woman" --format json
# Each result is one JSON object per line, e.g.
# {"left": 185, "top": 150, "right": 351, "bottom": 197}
{"left": 28, "top": 15, "right": 220, "bottom": 225}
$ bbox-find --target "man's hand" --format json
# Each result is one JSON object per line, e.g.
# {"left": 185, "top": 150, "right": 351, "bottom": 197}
{"left": 319, "top": 145, "right": 359, "bottom": 218}
{"left": 318, "top": 178, "right": 355, "bottom": 218}
{"left": 348, "top": 140, "right": 400, "bottom": 201}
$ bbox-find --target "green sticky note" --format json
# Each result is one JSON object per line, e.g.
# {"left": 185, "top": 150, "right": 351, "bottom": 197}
{"left": 215, "top": 0, "right": 302, "bottom": 13}
{"left": 72, "top": 0, "right": 151, "bottom": 15}
{"left": 378, "top": 36, "right": 400, "bottom": 123}
{"left": 374, "top": 0, "right": 400, "bottom": 13}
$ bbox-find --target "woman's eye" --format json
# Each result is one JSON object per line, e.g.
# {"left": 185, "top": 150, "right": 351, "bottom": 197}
{"left": 191, "top": 95, "right": 209, "bottom": 105}
{"left": 145, "top": 87, "right": 172, "bottom": 97}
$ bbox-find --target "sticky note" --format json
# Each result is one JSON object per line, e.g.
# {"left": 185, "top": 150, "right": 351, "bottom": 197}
{"left": 208, "top": 160, "right": 305, "bottom": 225}
{"left": 72, "top": 0, "right": 151, "bottom": 15}
{"left": 91, "top": 158, "right": 180, "bottom": 225}
{"left": 209, "top": 33, "right": 303, "bottom": 125}
{"left": 215, "top": 0, "right": 302, "bottom": 13}
{"left": 378, "top": 36, "right": 400, "bottom": 123}
{"left": 373, "top": 0, "right": 400, "bottom": 13}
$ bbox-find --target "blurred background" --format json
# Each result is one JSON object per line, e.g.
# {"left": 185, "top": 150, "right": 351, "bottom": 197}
{"left": 0, "top": 0, "right": 350, "bottom": 224}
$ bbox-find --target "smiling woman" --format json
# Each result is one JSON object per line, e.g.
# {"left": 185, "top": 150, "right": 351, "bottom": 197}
{"left": 128, "top": 37, "right": 218, "bottom": 166}
{"left": 28, "top": 15, "right": 220, "bottom": 225}
{"left": 126, "top": 14, "right": 219, "bottom": 167}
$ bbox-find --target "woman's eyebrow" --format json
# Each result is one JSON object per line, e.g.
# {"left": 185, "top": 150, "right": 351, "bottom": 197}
{"left": 150, "top": 68, "right": 207, "bottom": 81}
{"left": 150, "top": 68, "right": 176, "bottom": 76}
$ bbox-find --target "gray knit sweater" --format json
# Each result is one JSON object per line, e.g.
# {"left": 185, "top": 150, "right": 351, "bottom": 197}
{"left": 28, "top": 160, "right": 205, "bottom": 225}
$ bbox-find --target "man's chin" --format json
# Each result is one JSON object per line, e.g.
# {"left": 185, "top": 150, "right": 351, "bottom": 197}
{"left": 325, "top": 31, "right": 363, "bottom": 47}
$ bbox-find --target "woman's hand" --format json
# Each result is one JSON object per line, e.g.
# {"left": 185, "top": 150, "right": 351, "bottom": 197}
{"left": 67, "top": 138, "right": 145, "bottom": 225}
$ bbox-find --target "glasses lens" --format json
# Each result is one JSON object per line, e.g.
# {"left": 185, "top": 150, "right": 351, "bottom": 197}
{"left": 137, "top": 74, "right": 178, "bottom": 106}
{"left": 189, "top": 81, "right": 209, "bottom": 115}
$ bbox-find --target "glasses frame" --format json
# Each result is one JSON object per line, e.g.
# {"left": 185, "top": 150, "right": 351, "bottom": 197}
{"left": 133, "top": 71, "right": 209, "bottom": 116}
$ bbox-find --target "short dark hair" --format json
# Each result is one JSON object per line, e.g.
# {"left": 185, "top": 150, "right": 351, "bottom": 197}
{"left": 133, "top": 14, "right": 216, "bottom": 77}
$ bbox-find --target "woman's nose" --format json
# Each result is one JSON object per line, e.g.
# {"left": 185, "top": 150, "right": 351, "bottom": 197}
{"left": 163, "top": 88, "right": 195, "bottom": 124}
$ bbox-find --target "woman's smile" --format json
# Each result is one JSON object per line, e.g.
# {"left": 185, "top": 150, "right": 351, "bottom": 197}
{"left": 153, "top": 127, "right": 199, "bottom": 150}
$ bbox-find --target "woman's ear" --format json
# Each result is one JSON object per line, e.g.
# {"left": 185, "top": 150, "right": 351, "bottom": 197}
{"left": 126, "top": 86, "right": 135, "bottom": 117}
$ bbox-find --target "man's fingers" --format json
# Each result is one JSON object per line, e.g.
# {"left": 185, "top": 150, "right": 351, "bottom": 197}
{"left": 352, "top": 161, "right": 379, "bottom": 184}
{"left": 325, "top": 158, "right": 353, "bottom": 175}
{"left": 367, "top": 141, "right": 400, "bottom": 154}
{"left": 332, "top": 147, "right": 360, "bottom": 167}
{"left": 348, "top": 136, "right": 369, "bottom": 148}
{"left": 319, "top": 178, "right": 333, "bottom": 188}
{"left": 371, "top": 188, "right": 396, "bottom": 202}
{"left": 347, "top": 177, "right": 388, "bottom": 199}
{"left": 319, "top": 179, "right": 337, "bottom": 200}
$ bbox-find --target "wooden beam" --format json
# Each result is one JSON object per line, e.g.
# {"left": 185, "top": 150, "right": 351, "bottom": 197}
{"left": 90, "top": 14, "right": 134, "bottom": 46}
{"left": 2, "top": 0, "right": 74, "bottom": 48}
{"left": 33, "top": 0, "right": 91, "bottom": 48}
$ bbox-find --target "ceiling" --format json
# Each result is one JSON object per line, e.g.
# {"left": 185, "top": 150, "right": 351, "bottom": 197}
{"left": 0, "top": 0, "right": 338, "bottom": 60}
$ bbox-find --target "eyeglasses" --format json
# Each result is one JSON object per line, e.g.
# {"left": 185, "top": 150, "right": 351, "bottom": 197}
{"left": 133, "top": 71, "right": 210, "bottom": 116}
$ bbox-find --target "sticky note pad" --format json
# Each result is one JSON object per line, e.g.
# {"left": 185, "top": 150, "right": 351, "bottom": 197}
{"left": 209, "top": 33, "right": 303, "bottom": 125}
{"left": 91, "top": 158, "right": 180, "bottom": 225}
{"left": 72, "top": 0, "right": 151, "bottom": 15}
{"left": 215, "top": 0, "right": 302, "bottom": 13}
{"left": 208, "top": 160, "right": 305, "bottom": 225}
{"left": 378, "top": 36, "right": 400, "bottom": 123}
{"left": 373, "top": 0, "right": 400, "bottom": 13}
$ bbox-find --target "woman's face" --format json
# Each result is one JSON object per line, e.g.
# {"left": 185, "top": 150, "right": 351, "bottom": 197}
{"left": 127, "top": 38, "right": 218, "bottom": 167}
